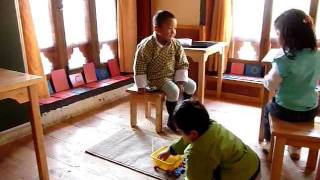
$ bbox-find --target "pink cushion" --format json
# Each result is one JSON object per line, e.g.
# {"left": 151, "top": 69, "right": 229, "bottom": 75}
{"left": 69, "top": 73, "right": 85, "bottom": 88}
{"left": 51, "top": 69, "right": 70, "bottom": 92}
{"left": 83, "top": 62, "right": 97, "bottom": 83}
{"left": 107, "top": 59, "right": 121, "bottom": 77}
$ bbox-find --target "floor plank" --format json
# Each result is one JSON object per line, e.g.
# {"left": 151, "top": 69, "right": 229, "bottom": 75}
{"left": 0, "top": 95, "right": 317, "bottom": 179}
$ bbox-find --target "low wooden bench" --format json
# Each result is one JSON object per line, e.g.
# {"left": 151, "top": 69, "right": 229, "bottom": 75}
{"left": 268, "top": 115, "right": 320, "bottom": 180}
{"left": 126, "top": 86, "right": 165, "bottom": 133}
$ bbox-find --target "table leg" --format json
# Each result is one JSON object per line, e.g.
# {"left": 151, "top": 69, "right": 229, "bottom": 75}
{"left": 217, "top": 49, "right": 225, "bottom": 98}
{"left": 316, "top": 157, "right": 320, "bottom": 179}
{"left": 28, "top": 85, "right": 49, "bottom": 180}
{"left": 197, "top": 57, "right": 206, "bottom": 104}
{"left": 259, "top": 87, "right": 269, "bottom": 142}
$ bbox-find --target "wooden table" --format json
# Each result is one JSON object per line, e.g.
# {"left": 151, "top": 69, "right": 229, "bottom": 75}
{"left": 0, "top": 68, "right": 49, "bottom": 180}
{"left": 184, "top": 42, "right": 226, "bottom": 103}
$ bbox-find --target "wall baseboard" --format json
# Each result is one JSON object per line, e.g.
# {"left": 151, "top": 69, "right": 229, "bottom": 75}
{"left": 0, "top": 84, "right": 133, "bottom": 145}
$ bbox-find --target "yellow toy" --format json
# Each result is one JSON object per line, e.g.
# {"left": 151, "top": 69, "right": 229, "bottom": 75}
{"left": 151, "top": 146, "right": 184, "bottom": 172}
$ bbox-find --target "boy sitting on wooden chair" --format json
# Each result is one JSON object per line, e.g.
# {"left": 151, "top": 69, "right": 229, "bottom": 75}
{"left": 133, "top": 10, "right": 196, "bottom": 132}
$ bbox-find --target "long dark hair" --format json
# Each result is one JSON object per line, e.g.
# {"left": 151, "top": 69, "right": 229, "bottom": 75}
{"left": 274, "top": 9, "right": 317, "bottom": 59}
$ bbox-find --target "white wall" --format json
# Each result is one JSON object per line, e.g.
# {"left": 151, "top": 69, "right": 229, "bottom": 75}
{"left": 151, "top": 0, "right": 200, "bottom": 26}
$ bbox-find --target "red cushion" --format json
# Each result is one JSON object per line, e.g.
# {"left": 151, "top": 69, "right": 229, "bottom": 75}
{"left": 83, "top": 63, "right": 97, "bottom": 83}
{"left": 51, "top": 69, "right": 70, "bottom": 92}
{"left": 230, "top": 63, "right": 245, "bottom": 75}
{"left": 107, "top": 59, "right": 121, "bottom": 77}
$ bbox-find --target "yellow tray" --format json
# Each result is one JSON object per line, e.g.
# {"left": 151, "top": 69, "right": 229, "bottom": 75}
{"left": 151, "top": 146, "right": 183, "bottom": 171}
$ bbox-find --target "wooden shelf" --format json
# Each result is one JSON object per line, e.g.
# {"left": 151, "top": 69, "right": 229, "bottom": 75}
{"left": 206, "top": 74, "right": 264, "bottom": 87}
{"left": 205, "top": 74, "right": 264, "bottom": 104}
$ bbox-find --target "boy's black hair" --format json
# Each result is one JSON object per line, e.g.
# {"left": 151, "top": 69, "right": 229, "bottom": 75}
{"left": 152, "top": 10, "right": 176, "bottom": 27}
{"left": 274, "top": 9, "right": 316, "bottom": 59}
{"left": 173, "top": 100, "right": 210, "bottom": 135}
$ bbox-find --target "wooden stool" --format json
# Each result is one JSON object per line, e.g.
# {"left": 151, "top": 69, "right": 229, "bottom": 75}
{"left": 268, "top": 115, "right": 320, "bottom": 180}
{"left": 126, "top": 86, "right": 165, "bottom": 133}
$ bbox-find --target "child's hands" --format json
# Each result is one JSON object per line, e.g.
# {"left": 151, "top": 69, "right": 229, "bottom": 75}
{"left": 177, "top": 82, "right": 184, "bottom": 99}
{"left": 138, "top": 88, "right": 146, "bottom": 94}
{"left": 158, "top": 149, "right": 171, "bottom": 161}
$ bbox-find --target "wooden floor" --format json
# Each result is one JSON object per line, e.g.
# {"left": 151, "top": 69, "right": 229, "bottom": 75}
{"left": 0, "top": 95, "right": 317, "bottom": 180}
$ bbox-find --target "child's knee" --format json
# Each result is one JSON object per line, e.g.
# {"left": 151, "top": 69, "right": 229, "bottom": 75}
{"left": 185, "top": 79, "right": 197, "bottom": 94}
{"left": 166, "top": 85, "right": 179, "bottom": 101}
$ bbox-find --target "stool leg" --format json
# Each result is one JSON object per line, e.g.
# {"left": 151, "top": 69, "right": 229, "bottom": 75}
{"left": 316, "top": 157, "right": 320, "bottom": 180}
{"left": 271, "top": 137, "right": 285, "bottom": 180}
{"left": 145, "top": 99, "right": 151, "bottom": 118}
{"left": 268, "top": 135, "right": 275, "bottom": 162}
{"left": 155, "top": 97, "right": 163, "bottom": 133}
{"left": 130, "top": 95, "right": 138, "bottom": 127}
{"left": 306, "top": 149, "right": 318, "bottom": 172}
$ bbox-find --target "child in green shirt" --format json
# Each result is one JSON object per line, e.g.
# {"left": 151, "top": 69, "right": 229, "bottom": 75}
{"left": 159, "top": 100, "right": 260, "bottom": 180}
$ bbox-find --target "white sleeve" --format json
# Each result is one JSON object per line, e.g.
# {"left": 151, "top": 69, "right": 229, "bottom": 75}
{"left": 134, "top": 74, "right": 147, "bottom": 88}
{"left": 174, "top": 69, "right": 188, "bottom": 82}
{"left": 263, "top": 63, "right": 283, "bottom": 92}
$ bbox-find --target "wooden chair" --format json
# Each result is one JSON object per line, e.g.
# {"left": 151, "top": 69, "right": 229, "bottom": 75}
{"left": 268, "top": 115, "right": 320, "bottom": 180}
{"left": 126, "top": 86, "right": 165, "bottom": 133}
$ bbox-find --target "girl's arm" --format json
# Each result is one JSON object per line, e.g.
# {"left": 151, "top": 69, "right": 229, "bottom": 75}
{"left": 263, "top": 63, "right": 283, "bottom": 93}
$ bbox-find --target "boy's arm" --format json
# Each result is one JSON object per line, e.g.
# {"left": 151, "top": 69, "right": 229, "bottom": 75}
{"left": 170, "top": 137, "right": 189, "bottom": 155}
{"left": 133, "top": 44, "right": 147, "bottom": 88}
{"left": 184, "top": 149, "right": 220, "bottom": 180}
{"left": 174, "top": 43, "right": 189, "bottom": 83}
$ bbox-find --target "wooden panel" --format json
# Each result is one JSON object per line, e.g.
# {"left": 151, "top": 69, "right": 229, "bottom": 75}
{"left": 0, "top": 0, "right": 26, "bottom": 72}
{"left": 0, "top": 88, "right": 29, "bottom": 103}
{"left": 259, "top": 0, "right": 273, "bottom": 60}
{"left": 87, "top": 0, "right": 100, "bottom": 65}
{"left": 176, "top": 25, "right": 200, "bottom": 40}
{"left": 206, "top": 76, "right": 262, "bottom": 98}
{"left": 50, "top": 0, "right": 68, "bottom": 69}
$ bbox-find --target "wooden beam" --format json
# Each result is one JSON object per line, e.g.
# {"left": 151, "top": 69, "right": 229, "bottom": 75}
{"left": 259, "top": 0, "right": 273, "bottom": 61}
{"left": 50, "top": 0, "right": 68, "bottom": 69}
{"left": 87, "top": 0, "right": 100, "bottom": 65}
{"left": 310, "top": 0, "right": 319, "bottom": 24}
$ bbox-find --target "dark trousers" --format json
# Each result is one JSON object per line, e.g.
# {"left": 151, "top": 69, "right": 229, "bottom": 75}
{"left": 263, "top": 98, "right": 318, "bottom": 141}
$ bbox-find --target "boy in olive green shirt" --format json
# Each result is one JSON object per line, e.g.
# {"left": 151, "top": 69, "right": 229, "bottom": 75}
{"left": 159, "top": 100, "right": 260, "bottom": 180}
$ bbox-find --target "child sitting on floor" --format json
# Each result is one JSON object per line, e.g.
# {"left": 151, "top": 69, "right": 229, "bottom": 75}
{"left": 159, "top": 100, "right": 260, "bottom": 180}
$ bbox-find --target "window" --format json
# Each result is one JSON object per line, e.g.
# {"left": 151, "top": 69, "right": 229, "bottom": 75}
{"left": 231, "top": 0, "right": 316, "bottom": 61}
{"left": 99, "top": 44, "right": 115, "bottom": 63}
{"left": 96, "top": 0, "right": 117, "bottom": 42}
{"left": 231, "top": 0, "right": 265, "bottom": 60}
{"left": 29, "top": 0, "right": 118, "bottom": 72}
{"left": 95, "top": 0, "right": 117, "bottom": 63}
{"left": 62, "top": 0, "right": 89, "bottom": 46}
{"left": 68, "top": 48, "right": 86, "bottom": 70}
{"left": 29, "top": 0, "right": 54, "bottom": 73}
{"left": 270, "top": 0, "right": 311, "bottom": 48}
{"left": 29, "top": 0, "right": 55, "bottom": 49}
